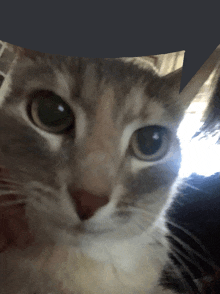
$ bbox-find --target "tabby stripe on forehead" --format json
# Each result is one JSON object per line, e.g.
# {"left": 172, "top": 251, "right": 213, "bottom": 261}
{"left": 124, "top": 86, "right": 145, "bottom": 118}
{"left": 81, "top": 63, "right": 99, "bottom": 103}
{"left": 55, "top": 70, "right": 74, "bottom": 101}
{"left": 85, "top": 87, "right": 118, "bottom": 154}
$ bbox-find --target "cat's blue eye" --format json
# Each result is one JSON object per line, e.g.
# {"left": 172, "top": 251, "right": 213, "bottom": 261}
{"left": 131, "top": 125, "right": 170, "bottom": 161}
{"left": 28, "top": 90, "right": 74, "bottom": 133}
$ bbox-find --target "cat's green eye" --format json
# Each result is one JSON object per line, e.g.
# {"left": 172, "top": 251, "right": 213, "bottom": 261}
{"left": 28, "top": 90, "right": 74, "bottom": 133}
{"left": 131, "top": 125, "right": 170, "bottom": 161}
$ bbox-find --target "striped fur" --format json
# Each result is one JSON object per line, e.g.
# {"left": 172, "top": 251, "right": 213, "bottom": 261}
{"left": 0, "top": 47, "right": 218, "bottom": 294}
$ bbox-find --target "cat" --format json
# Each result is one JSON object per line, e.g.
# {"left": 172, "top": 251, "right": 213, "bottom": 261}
{"left": 0, "top": 46, "right": 219, "bottom": 294}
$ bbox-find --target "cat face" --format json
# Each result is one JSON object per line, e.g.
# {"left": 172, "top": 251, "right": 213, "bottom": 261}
{"left": 0, "top": 52, "right": 199, "bottom": 245}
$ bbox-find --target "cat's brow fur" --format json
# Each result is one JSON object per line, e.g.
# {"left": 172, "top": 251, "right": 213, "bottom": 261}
{"left": 0, "top": 49, "right": 218, "bottom": 294}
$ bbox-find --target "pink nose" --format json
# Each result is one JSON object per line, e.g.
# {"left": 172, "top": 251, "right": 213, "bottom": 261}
{"left": 70, "top": 189, "right": 109, "bottom": 221}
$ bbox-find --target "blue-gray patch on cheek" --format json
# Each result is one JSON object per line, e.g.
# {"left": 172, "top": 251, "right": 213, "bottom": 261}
{"left": 126, "top": 161, "right": 181, "bottom": 196}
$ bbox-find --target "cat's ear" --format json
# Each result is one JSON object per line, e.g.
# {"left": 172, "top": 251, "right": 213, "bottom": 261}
{"left": 163, "top": 48, "right": 220, "bottom": 110}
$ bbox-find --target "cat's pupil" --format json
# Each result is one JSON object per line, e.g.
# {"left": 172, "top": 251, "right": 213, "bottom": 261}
{"left": 137, "top": 126, "right": 163, "bottom": 155}
{"left": 29, "top": 90, "right": 74, "bottom": 133}
{"left": 37, "top": 98, "right": 68, "bottom": 126}
{"left": 132, "top": 125, "right": 169, "bottom": 161}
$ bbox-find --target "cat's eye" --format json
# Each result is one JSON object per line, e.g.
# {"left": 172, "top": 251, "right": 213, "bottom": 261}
{"left": 28, "top": 90, "right": 74, "bottom": 133}
{"left": 131, "top": 125, "right": 170, "bottom": 161}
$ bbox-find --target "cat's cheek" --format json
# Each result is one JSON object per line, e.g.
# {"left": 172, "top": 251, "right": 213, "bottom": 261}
{"left": 0, "top": 204, "right": 35, "bottom": 250}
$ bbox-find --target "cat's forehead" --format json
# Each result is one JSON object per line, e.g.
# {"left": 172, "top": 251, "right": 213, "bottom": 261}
{"left": 12, "top": 56, "right": 160, "bottom": 90}
{"left": 11, "top": 57, "right": 164, "bottom": 103}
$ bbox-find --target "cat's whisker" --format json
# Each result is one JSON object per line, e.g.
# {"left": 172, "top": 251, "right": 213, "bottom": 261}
{"left": 153, "top": 216, "right": 215, "bottom": 292}
{"left": 132, "top": 222, "right": 148, "bottom": 235}
{"left": 128, "top": 206, "right": 157, "bottom": 220}
{"left": 0, "top": 182, "right": 21, "bottom": 189}
{"left": 30, "top": 195, "right": 63, "bottom": 215}
{"left": 0, "top": 187, "right": 22, "bottom": 195}
{"left": 166, "top": 220, "right": 214, "bottom": 259}
{"left": 0, "top": 185, "right": 17, "bottom": 195}
{"left": 0, "top": 193, "right": 22, "bottom": 200}
{"left": 126, "top": 208, "right": 157, "bottom": 233}
{"left": 182, "top": 183, "right": 202, "bottom": 192}
{"left": 28, "top": 197, "right": 76, "bottom": 229}
{"left": 152, "top": 233, "right": 200, "bottom": 294}
{"left": 168, "top": 232, "right": 216, "bottom": 270}
{"left": 171, "top": 244, "right": 206, "bottom": 275}
{"left": 179, "top": 178, "right": 203, "bottom": 192}
{"left": 152, "top": 216, "right": 218, "bottom": 293}
{"left": 144, "top": 225, "right": 195, "bottom": 293}
{"left": 0, "top": 190, "right": 21, "bottom": 196}
{"left": 0, "top": 178, "right": 22, "bottom": 185}
{"left": 0, "top": 199, "right": 27, "bottom": 207}
{"left": 168, "top": 249, "right": 201, "bottom": 294}
{"left": 164, "top": 259, "right": 196, "bottom": 294}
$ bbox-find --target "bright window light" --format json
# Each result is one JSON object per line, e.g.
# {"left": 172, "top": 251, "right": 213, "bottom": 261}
{"left": 178, "top": 113, "right": 220, "bottom": 178}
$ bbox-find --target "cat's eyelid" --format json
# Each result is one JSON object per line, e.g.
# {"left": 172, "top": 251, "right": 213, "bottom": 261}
{"left": 23, "top": 81, "right": 58, "bottom": 97}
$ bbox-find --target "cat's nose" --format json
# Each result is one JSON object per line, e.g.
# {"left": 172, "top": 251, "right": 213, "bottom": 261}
{"left": 70, "top": 189, "right": 109, "bottom": 221}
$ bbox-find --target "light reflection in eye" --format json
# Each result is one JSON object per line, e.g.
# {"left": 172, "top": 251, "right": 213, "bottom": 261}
{"left": 152, "top": 133, "right": 159, "bottom": 140}
{"left": 58, "top": 105, "right": 65, "bottom": 112}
